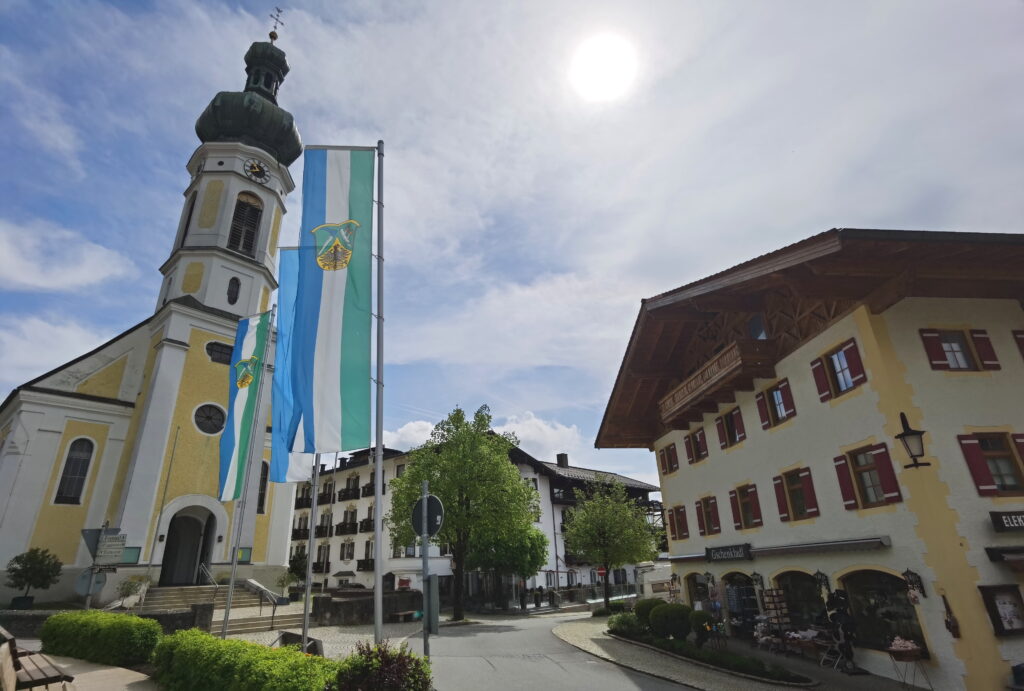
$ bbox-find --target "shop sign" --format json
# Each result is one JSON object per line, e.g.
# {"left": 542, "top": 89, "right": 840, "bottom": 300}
{"left": 705, "top": 543, "right": 752, "bottom": 562}
{"left": 991, "top": 511, "right": 1024, "bottom": 533}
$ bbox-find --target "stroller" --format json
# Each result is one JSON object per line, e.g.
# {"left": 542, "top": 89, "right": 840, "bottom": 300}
{"left": 816, "top": 590, "right": 859, "bottom": 673}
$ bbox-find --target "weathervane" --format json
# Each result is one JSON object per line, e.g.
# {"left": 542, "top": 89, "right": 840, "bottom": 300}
{"left": 269, "top": 7, "right": 284, "bottom": 43}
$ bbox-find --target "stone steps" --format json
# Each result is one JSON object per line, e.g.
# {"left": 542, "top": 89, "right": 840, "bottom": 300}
{"left": 212, "top": 612, "right": 309, "bottom": 635}
{"left": 140, "top": 585, "right": 264, "bottom": 612}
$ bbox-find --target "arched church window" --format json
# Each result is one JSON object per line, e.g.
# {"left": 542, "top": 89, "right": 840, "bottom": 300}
{"left": 228, "top": 192, "right": 263, "bottom": 257}
{"left": 258, "top": 462, "right": 269, "bottom": 514}
{"left": 206, "top": 341, "right": 233, "bottom": 364}
{"left": 55, "top": 438, "right": 94, "bottom": 504}
{"left": 227, "top": 277, "right": 241, "bottom": 305}
{"left": 178, "top": 192, "right": 197, "bottom": 249}
{"left": 194, "top": 404, "right": 226, "bottom": 435}
{"left": 263, "top": 72, "right": 272, "bottom": 89}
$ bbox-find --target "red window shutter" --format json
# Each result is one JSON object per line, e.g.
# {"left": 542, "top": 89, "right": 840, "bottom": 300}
{"left": 871, "top": 444, "right": 902, "bottom": 504}
{"left": 778, "top": 379, "right": 796, "bottom": 419}
{"left": 667, "top": 444, "right": 679, "bottom": 472}
{"left": 755, "top": 392, "right": 771, "bottom": 429}
{"left": 695, "top": 501, "right": 706, "bottom": 536}
{"left": 1013, "top": 331, "right": 1024, "bottom": 361}
{"left": 833, "top": 454, "right": 858, "bottom": 510}
{"left": 684, "top": 435, "right": 695, "bottom": 464}
{"left": 749, "top": 485, "right": 763, "bottom": 526}
{"left": 843, "top": 339, "right": 867, "bottom": 386}
{"left": 919, "top": 329, "right": 950, "bottom": 370}
{"left": 667, "top": 508, "right": 678, "bottom": 541}
{"left": 715, "top": 416, "right": 728, "bottom": 449}
{"left": 732, "top": 408, "right": 746, "bottom": 442}
{"left": 970, "top": 330, "right": 1000, "bottom": 370}
{"left": 773, "top": 475, "right": 789, "bottom": 521}
{"left": 709, "top": 496, "right": 721, "bottom": 533}
{"left": 728, "top": 489, "right": 742, "bottom": 529}
{"left": 678, "top": 506, "right": 689, "bottom": 539}
{"left": 801, "top": 468, "right": 820, "bottom": 516}
{"left": 958, "top": 434, "right": 997, "bottom": 496}
{"left": 695, "top": 429, "right": 708, "bottom": 457}
{"left": 658, "top": 449, "right": 668, "bottom": 474}
{"left": 811, "top": 358, "right": 833, "bottom": 402}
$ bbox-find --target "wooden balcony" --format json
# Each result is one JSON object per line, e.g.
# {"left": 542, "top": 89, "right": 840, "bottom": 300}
{"left": 357, "top": 558, "right": 374, "bottom": 571}
{"left": 658, "top": 339, "right": 776, "bottom": 426}
{"left": 335, "top": 521, "right": 358, "bottom": 535}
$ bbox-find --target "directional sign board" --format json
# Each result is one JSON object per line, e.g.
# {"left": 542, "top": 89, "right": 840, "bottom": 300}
{"left": 95, "top": 533, "right": 127, "bottom": 565}
{"left": 412, "top": 495, "right": 444, "bottom": 538}
{"left": 81, "top": 527, "right": 121, "bottom": 559}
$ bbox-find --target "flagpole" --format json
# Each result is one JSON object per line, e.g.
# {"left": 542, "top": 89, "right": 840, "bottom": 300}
{"left": 220, "top": 306, "right": 275, "bottom": 638}
{"left": 373, "top": 140, "right": 385, "bottom": 644}
{"left": 302, "top": 456, "right": 321, "bottom": 651}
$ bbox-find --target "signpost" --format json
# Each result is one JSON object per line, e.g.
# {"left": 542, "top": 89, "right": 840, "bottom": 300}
{"left": 80, "top": 522, "right": 124, "bottom": 608}
{"left": 412, "top": 482, "right": 443, "bottom": 660}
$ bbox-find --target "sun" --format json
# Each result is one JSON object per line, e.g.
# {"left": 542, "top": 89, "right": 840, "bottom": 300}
{"left": 568, "top": 33, "right": 638, "bottom": 102}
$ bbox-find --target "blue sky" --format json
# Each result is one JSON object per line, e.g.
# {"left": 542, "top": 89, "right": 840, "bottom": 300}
{"left": 2, "top": 0, "right": 1023, "bottom": 489}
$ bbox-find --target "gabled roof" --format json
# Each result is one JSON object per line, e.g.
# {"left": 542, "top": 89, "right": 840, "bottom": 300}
{"left": 537, "top": 461, "right": 658, "bottom": 491}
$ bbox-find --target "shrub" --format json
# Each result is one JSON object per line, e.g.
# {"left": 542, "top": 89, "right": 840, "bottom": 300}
{"left": 5, "top": 548, "right": 62, "bottom": 597}
{"left": 649, "top": 603, "right": 692, "bottom": 639}
{"left": 337, "top": 640, "right": 431, "bottom": 691}
{"left": 689, "top": 610, "right": 714, "bottom": 648}
{"left": 40, "top": 610, "right": 162, "bottom": 667}
{"left": 153, "top": 629, "right": 342, "bottom": 691}
{"left": 647, "top": 636, "right": 809, "bottom": 683}
{"left": 592, "top": 607, "right": 609, "bottom": 617}
{"left": 633, "top": 598, "right": 664, "bottom": 628}
{"left": 607, "top": 612, "right": 643, "bottom": 638}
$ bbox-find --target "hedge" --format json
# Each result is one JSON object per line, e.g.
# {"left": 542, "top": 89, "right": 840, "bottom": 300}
{"left": 633, "top": 598, "right": 664, "bottom": 628}
{"left": 607, "top": 612, "right": 643, "bottom": 638}
{"left": 40, "top": 610, "right": 162, "bottom": 667}
{"left": 152, "top": 629, "right": 342, "bottom": 691}
{"left": 649, "top": 603, "right": 691, "bottom": 639}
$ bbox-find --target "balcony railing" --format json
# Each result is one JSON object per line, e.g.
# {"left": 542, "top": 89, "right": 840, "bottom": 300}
{"left": 291, "top": 528, "right": 310, "bottom": 541}
{"left": 335, "top": 521, "right": 358, "bottom": 535}
{"left": 294, "top": 496, "right": 312, "bottom": 510}
{"left": 658, "top": 339, "right": 776, "bottom": 426}
{"left": 358, "top": 518, "right": 374, "bottom": 533}
{"left": 551, "top": 488, "right": 576, "bottom": 504}
{"left": 314, "top": 525, "right": 333, "bottom": 538}
{"left": 338, "top": 487, "right": 360, "bottom": 501}
{"left": 312, "top": 560, "right": 330, "bottom": 574}
{"left": 361, "top": 483, "right": 384, "bottom": 497}
{"left": 318, "top": 491, "right": 334, "bottom": 504}
{"left": 356, "top": 558, "right": 374, "bottom": 571}
{"left": 564, "top": 552, "right": 584, "bottom": 566}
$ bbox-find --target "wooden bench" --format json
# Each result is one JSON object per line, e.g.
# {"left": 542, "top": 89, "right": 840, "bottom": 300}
{"left": 0, "top": 626, "right": 73, "bottom": 690}
{"left": 388, "top": 610, "right": 418, "bottom": 623}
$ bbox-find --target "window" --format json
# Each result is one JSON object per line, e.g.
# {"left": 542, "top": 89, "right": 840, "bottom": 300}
{"left": 256, "top": 462, "right": 269, "bottom": 514}
{"left": 194, "top": 404, "right": 226, "bottom": 434}
{"left": 546, "top": 572, "right": 555, "bottom": 587}
{"left": 715, "top": 408, "right": 745, "bottom": 449}
{"left": 756, "top": 379, "right": 797, "bottom": 429}
{"left": 341, "top": 542, "right": 355, "bottom": 561}
{"left": 773, "top": 468, "right": 819, "bottom": 521}
{"left": 364, "top": 540, "right": 374, "bottom": 559}
{"left": 396, "top": 464, "right": 405, "bottom": 477}
{"left": 525, "top": 477, "right": 538, "bottom": 490}
{"left": 567, "top": 571, "right": 577, "bottom": 586}
{"left": 833, "top": 444, "right": 902, "bottom": 510}
{"left": 958, "top": 433, "right": 1024, "bottom": 495}
{"left": 658, "top": 443, "right": 680, "bottom": 474}
{"left": 729, "top": 484, "right": 762, "bottom": 529}
{"left": 748, "top": 314, "right": 767, "bottom": 340}
{"left": 206, "top": 341, "right": 233, "bottom": 364}
{"left": 811, "top": 339, "right": 867, "bottom": 402}
{"left": 227, "top": 193, "right": 263, "bottom": 256}
{"left": 684, "top": 428, "right": 709, "bottom": 463}
{"left": 55, "top": 439, "right": 94, "bottom": 504}
{"left": 227, "top": 277, "right": 241, "bottom": 305}
{"left": 695, "top": 496, "right": 721, "bottom": 536}
{"left": 667, "top": 505, "right": 689, "bottom": 541}
{"left": 843, "top": 570, "right": 926, "bottom": 651}
{"left": 919, "top": 329, "right": 1000, "bottom": 371}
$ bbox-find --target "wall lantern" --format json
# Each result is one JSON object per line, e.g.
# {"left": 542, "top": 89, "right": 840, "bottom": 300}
{"left": 750, "top": 572, "right": 764, "bottom": 589}
{"left": 896, "top": 412, "right": 930, "bottom": 469}
{"left": 902, "top": 568, "right": 926, "bottom": 597}
{"left": 814, "top": 570, "right": 831, "bottom": 593}
{"left": 670, "top": 573, "right": 680, "bottom": 585}
{"left": 703, "top": 571, "right": 715, "bottom": 587}
{"left": 158, "top": 534, "right": 165, "bottom": 542}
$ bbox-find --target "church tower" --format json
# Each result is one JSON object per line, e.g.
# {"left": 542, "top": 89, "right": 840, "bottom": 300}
{"left": 158, "top": 41, "right": 302, "bottom": 317}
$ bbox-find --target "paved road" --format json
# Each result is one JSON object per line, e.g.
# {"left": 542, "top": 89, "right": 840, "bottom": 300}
{"left": 403, "top": 613, "right": 684, "bottom": 691}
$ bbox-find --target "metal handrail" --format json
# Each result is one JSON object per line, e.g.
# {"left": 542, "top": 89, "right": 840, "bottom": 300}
{"left": 247, "top": 580, "right": 279, "bottom": 629}
{"left": 198, "top": 562, "right": 220, "bottom": 600}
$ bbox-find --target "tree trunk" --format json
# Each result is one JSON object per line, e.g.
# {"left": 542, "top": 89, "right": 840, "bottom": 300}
{"left": 603, "top": 563, "right": 611, "bottom": 610}
{"left": 452, "top": 554, "right": 465, "bottom": 621}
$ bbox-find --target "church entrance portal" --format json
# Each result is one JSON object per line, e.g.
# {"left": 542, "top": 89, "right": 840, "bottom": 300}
{"left": 159, "top": 506, "right": 216, "bottom": 586}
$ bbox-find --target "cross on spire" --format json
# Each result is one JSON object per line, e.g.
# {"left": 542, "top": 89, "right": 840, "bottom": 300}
{"left": 269, "top": 7, "right": 284, "bottom": 43}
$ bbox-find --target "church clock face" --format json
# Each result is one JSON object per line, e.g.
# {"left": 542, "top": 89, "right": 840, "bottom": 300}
{"left": 244, "top": 158, "right": 270, "bottom": 184}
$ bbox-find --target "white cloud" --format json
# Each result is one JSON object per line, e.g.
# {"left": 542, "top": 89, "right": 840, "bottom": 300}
{"left": 0, "top": 315, "right": 114, "bottom": 392}
{"left": 0, "top": 218, "right": 137, "bottom": 292}
{"left": 494, "top": 411, "right": 583, "bottom": 463}
{"left": 383, "top": 420, "right": 434, "bottom": 451}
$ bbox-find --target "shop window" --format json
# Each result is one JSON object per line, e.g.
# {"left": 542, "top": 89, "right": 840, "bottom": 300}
{"left": 842, "top": 570, "right": 927, "bottom": 652}
{"left": 54, "top": 438, "right": 94, "bottom": 504}
{"left": 729, "top": 484, "right": 762, "bottom": 529}
{"left": 755, "top": 379, "right": 797, "bottom": 429}
{"left": 773, "top": 468, "right": 819, "bottom": 521}
{"left": 833, "top": 444, "right": 902, "bottom": 510}
{"left": 957, "top": 433, "right": 1024, "bottom": 495}
{"left": 723, "top": 573, "right": 759, "bottom": 636}
{"left": 695, "top": 496, "right": 721, "bottom": 536}
{"left": 658, "top": 443, "right": 680, "bottom": 474}
{"left": 228, "top": 192, "right": 262, "bottom": 257}
{"left": 919, "top": 328, "right": 1000, "bottom": 371}
{"left": 810, "top": 338, "right": 866, "bottom": 402}
{"left": 775, "top": 571, "right": 825, "bottom": 629}
{"left": 715, "top": 408, "right": 745, "bottom": 449}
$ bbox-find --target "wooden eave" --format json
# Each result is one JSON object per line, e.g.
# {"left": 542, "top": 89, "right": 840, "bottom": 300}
{"left": 596, "top": 228, "right": 1024, "bottom": 449}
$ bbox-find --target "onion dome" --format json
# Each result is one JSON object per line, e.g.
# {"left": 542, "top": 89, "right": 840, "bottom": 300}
{"left": 195, "top": 40, "right": 302, "bottom": 166}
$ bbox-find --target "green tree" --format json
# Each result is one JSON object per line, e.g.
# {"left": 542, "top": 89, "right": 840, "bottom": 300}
{"left": 5, "top": 547, "right": 63, "bottom": 598}
{"left": 469, "top": 525, "right": 548, "bottom": 610}
{"left": 563, "top": 478, "right": 658, "bottom": 609}
{"left": 386, "top": 405, "right": 539, "bottom": 621}
{"left": 288, "top": 553, "right": 307, "bottom": 582}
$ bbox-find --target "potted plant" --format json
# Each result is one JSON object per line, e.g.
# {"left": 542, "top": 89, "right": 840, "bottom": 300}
{"left": 276, "top": 571, "right": 299, "bottom": 600}
{"left": 886, "top": 635, "right": 924, "bottom": 661}
{"left": 5, "top": 547, "right": 63, "bottom": 609}
{"left": 115, "top": 575, "right": 149, "bottom": 608}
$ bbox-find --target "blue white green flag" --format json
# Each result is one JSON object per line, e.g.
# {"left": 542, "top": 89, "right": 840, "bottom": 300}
{"left": 219, "top": 310, "right": 271, "bottom": 500}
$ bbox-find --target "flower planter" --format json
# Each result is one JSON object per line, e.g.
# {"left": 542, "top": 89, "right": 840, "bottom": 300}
{"left": 9, "top": 596, "right": 34, "bottom": 610}
{"left": 886, "top": 648, "right": 923, "bottom": 662}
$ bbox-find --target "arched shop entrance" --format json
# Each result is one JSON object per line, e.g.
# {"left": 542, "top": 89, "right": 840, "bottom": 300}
{"left": 722, "top": 572, "right": 759, "bottom": 638}
{"left": 841, "top": 570, "right": 927, "bottom": 653}
{"left": 159, "top": 506, "right": 216, "bottom": 586}
{"left": 776, "top": 571, "right": 826, "bottom": 629}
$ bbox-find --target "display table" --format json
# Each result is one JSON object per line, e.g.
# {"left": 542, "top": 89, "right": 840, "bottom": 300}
{"left": 887, "top": 649, "right": 933, "bottom": 690}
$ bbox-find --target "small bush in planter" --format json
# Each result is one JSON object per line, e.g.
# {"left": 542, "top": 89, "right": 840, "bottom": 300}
{"left": 633, "top": 598, "right": 665, "bottom": 628}
{"left": 607, "top": 612, "right": 643, "bottom": 638}
{"left": 690, "top": 610, "right": 714, "bottom": 647}
{"left": 41, "top": 610, "right": 162, "bottom": 666}
{"left": 5, "top": 547, "right": 62, "bottom": 607}
{"left": 591, "top": 606, "right": 610, "bottom": 617}
{"left": 649, "top": 603, "right": 692, "bottom": 639}
{"left": 336, "top": 640, "right": 431, "bottom": 691}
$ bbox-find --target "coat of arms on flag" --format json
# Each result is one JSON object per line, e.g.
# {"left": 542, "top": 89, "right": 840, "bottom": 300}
{"left": 234, "top": 356, "right": 259, "bottom": 389}
{"left": 311, "top": 220, "right": 360, "bottom": 271}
